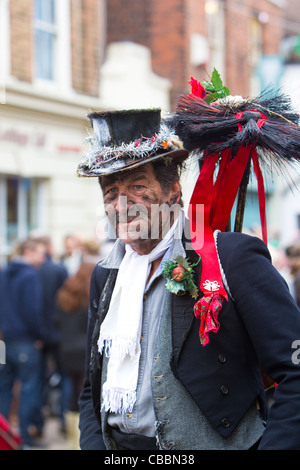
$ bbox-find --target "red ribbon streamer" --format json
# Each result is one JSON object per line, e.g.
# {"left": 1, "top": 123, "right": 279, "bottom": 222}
{"left": 188, "top": 109, "right": 268, "bottom": 345}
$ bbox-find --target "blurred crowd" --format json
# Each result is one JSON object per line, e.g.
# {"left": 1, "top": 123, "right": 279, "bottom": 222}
{"left": 0, "top": 233, "right": 109, "bottom": 449}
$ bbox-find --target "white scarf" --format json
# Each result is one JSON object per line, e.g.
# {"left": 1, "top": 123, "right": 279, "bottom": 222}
{"left": 98, "top": 215, "right": 181, "bottom": 414}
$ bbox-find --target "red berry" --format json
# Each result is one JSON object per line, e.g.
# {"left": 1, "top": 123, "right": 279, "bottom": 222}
{"left": 172, "top": 266, "right": 185, "bottom": 282}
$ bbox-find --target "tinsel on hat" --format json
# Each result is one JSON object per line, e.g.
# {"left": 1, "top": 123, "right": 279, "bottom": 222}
{"left": 79, "top": 123, "right": 184, "bottom": 175}
{"left": 77, "top": 109, "right": 189, "bottom": 177}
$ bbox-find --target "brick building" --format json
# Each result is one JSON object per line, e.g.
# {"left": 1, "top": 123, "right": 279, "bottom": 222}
{"left": 103, "top": 0, "right": 300, "bottom": 242}
{"left": 105, "top": 0, "right": 286, "bottom": 107}
{"left": 0, "top": 0, "right": 299, "bottom": 262}
{"left": 0, "top": 0, "right": 106, "bottom": 262}
{"left": 8, "top": 0, "right": 101, "bottom": 95}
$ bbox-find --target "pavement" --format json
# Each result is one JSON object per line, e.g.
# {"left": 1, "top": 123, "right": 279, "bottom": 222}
{"left": 28, "top": 417, "right": 75, "bottom": 451}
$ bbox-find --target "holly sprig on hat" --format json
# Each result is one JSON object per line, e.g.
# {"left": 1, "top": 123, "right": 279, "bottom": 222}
{"left": 162, "top": 255, "right": 200, "bottom": 299}
{"left": 189, "top": 68, "right": 230, "bottom": 103}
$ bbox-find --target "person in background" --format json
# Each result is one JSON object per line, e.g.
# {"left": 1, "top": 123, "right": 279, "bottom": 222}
{"left": 55, "top": 240, "right": 100, "bottom": 449}
{"left": 61, "top": 234, "right": 83, "bottom": 276}
{"left": 28, "top": 234, "right": 68, "bottom": 438}
{"left": 286, "top": 243, "right": 300, "bottom": 308}
{"left": 0, "top": 238, "right": 47, "bottom": 448}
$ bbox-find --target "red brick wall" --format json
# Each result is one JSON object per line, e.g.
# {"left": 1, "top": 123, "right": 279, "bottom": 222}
{"left": 186, "top": 0, "right": 207, "bottom": 82}
{"left": 225, "top": 0, "right": 284, "bottom": 96}
{"left": 8, "top": 0, "right": 291, "bottom": 103}
{"left": 10, "top": 0, "right": 33, "bottom": 83}
{"left": 149, "top": 0, "right": 189, "bottom": 106}
{"left": 70, "top": 0, "right": 84, "bottom": 92}
{"left": 106, "top": 0, "right": 287, "bottom": 104}
{"left": 107, "top": 0, "right": 151, "bottom": 45}
{"left": 106, "top": 0, "right": 206, "bottom": 109}
{"left": 71, "top": 0, "right": 102, "bottom": 96}
{"left": 9, "top": 0, "right": 102, "bottom": 97}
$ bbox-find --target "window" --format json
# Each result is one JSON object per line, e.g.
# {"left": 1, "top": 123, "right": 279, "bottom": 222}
{"left": 0, "top": 177, "right": 46, "bottom": 264}
{"left": 34, "top": 0, "right": 57, "bottom": 81}
{"left": 33, "top": 0, "right": 71, "bottom": 90}
{"left": 205, "top": 0, "right": 225, "bottom": 75}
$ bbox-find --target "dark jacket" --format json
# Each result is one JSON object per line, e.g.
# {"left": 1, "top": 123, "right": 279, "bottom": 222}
{"left": 78, "top": 232, "right": 300, "bottom": 450}
{"left": 39, "top": 256, "right": 68, "bottom": 346}
{"left": 0, "top": 260, "right": 47, "bottom": 342}
{"left": 56, "top": 263, "right": 94, "bottom": 375}
{"left": 57, "top": 305, "right": 88, "bottom": 375}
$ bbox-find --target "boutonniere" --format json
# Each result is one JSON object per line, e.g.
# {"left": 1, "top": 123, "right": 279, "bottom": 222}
{"left": 162, "top": 255, "right": 201, "bottom": 299}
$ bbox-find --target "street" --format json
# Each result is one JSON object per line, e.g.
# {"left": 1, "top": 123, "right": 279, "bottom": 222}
{"left": 29, "top": 418, "right": 73, "bottom": 451}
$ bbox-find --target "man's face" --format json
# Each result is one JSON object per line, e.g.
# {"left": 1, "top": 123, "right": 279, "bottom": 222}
{"left": 25, "top": 243, "right": 46, "bottom": 268}
{"left": 101, "top": 163, "right": 181, "bottom": 253}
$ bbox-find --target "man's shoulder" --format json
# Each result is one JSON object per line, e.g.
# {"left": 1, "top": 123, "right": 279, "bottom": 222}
{"left": 215, "top": 230, "right": 272, "bottom": 280}
{"left": 10, "top": 261, "right": 37, "bottom": 279}
{"left": 90, "top": 263, "right": 112, "bottom": 292}
{"left": 89, "top": 263, "right": 114, "bottom": 314}
{"left": 93, "top": 262, "right": 111, "bottom": 277}
{"left": 216, "top": 230, "right": 269, "bottom": 255}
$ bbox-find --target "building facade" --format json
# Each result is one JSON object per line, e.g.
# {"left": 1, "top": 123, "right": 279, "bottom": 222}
{"left": 104, "top": 0, "right": 299, "bottom": 243}
{"left": 0, "top": 0, "right": 106, "bottom": 263}
{"left": 1, "top": 0, "right": 299, "bottom": 265}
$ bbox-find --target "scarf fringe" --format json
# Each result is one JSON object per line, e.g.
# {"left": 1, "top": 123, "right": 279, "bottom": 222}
{"left": 101, "top": 385, "right": 137, "bottom": 413}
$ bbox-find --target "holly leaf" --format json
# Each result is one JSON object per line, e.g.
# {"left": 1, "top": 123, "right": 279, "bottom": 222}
{"left": 211, "top": 68, "right": 224, "bottom": 91}
{"left": 205, "top": 92, "right": 219, "bottom": 103}
{"left": 200, "top": 69, "right": 230, "bottom": 103}
{"left": 165, "top": 279, "right": 186, "bottom": 295}
{"left": 189, "top": 283, "right": 198, "bottom": 299}
{"left": 201, "top": 80, "right": 215, "bottom": 92}
{"left": 174, "top": 255, "right": 189, "bottom": 270}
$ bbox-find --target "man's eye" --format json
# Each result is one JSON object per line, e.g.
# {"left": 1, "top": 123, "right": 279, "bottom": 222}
{"left": 134, "top": 185, "right": 144, "bottom": 190}
{"left": 104, "top": 188, "right": 118, "bottom": 201}
{"left": 106, "top": 187, "right": 117, "bottom": 195}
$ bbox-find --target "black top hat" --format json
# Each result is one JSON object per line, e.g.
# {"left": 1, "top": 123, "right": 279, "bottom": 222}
{"left": 77, "top": 108, "right": 189, "bottom": 177}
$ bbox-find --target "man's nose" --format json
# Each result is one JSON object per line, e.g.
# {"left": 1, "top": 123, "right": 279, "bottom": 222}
{"left": 115, "top": 193, "right": 135, "bottom": 213}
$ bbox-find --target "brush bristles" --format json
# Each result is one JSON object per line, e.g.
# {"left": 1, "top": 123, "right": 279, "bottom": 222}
{"left": 170, "top": 90, "right": 300, "bottom": 169}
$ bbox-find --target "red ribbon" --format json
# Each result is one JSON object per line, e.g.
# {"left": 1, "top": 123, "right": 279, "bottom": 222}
{"left": 188, "top": 109, "right": 268, "bottom": 345}
{"left": 188, "top": 152, "right": 228, "bottom": 346}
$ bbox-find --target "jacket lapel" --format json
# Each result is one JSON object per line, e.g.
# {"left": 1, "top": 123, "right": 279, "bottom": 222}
{"left": 171, "top": 246, "right": 202, "bottom": 366}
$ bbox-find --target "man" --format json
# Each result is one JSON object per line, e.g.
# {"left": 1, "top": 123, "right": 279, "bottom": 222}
{"left": 28, "top": 234, "right": 68, "bottom": 437}
{"left": 78, "top": 107, "right": 300, "bottom": 450}
{"left": 0, "top": 238, "right": 48, "bottom": 447}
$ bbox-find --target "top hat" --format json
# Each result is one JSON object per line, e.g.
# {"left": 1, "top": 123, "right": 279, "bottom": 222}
{"left": 77, "top": 108, "right": 189, "bottom": 177}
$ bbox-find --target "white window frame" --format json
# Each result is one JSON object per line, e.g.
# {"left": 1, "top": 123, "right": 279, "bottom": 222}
{"left": 33, "top": 0, "right": 71, "bottom": 93}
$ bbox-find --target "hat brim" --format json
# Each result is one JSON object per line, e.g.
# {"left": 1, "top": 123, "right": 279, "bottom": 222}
{"left": 77, "top": 148, "right": 189, "bottom": 177}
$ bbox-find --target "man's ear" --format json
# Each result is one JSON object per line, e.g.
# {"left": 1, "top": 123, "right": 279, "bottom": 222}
{"left": 169, "top": 180, "right": 181, "bottom": 205}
